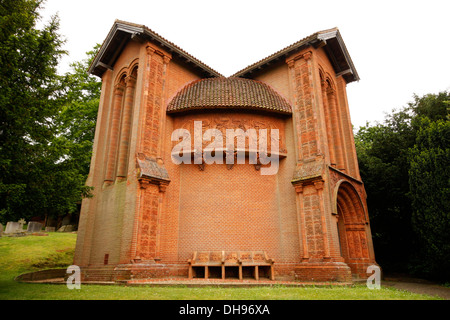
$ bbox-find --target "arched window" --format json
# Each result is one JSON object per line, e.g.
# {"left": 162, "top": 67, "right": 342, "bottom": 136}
{"left": 105, "top": 64, "right": 138, "bottom": 182}
{"left": 320, "top": 69, "right": 346, "bottom": 172}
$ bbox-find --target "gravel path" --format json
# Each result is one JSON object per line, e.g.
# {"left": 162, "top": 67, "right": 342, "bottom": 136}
{"left": 382, "top": 275, "right": 450, "bottom": 300}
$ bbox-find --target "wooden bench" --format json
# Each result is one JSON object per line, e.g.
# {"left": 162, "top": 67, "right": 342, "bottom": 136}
{"left": 188, "top": 250, "right": 275, "bottom": 280}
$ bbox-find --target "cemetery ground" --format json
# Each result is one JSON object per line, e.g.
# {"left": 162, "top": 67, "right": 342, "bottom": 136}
{"left": 0, "top": 232, "right": 446, "bottom": 300}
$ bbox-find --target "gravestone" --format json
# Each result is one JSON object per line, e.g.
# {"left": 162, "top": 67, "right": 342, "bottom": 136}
{"left": 57, "top": 225, "right": 73, "bottom": 232}
{"left": 45, "top": 227, "right": 56, "bottom": 232}
{"left": 0, "top": 223, "right": 3, "bottom": 237}
{"left": 5, "top": 222, "right": 22, "bottom": 234}
{"left": 18, "top": 219, "right": 26, "bottom": 232}
{"left": 27, "top": 222, "right": 43, "bottom": 233}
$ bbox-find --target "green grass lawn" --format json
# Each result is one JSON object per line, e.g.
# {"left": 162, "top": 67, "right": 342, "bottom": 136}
{"left": 0, "top": 233, "right": 442, "bottom": 300}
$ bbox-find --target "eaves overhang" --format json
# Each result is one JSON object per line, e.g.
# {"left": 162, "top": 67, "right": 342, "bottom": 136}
{"left": 89, "top": 20, "right": 223, "bottom": 78}
{"left": 232, "top": 28, "right": 360, "bottom": 84}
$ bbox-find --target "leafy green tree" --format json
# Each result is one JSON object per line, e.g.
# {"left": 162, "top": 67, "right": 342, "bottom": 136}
{"left": 56, "top": 44, "right": 101, "bottom": 177}
{"left": 15, "top": 45, "right": 102, "bottom": 225}
{"left": 408, "top": 118, "right": 450, "bottom": 281}
{"left": 0, "top": 0, "right": 67, "bottom": 222}
{"left": 46, "top": 45, "right": 101, "bottom": 220}
{"left": 355, "top": 109, "right": 416, "bottom": 272}
{"left": 0, "top": 0, "right": 100, "bottom": 226}
{"left": 355, "top": 91, "right": 449, "bottom": 281}
{"left": 409, "top": 92, "right": 449, "bottom": 123}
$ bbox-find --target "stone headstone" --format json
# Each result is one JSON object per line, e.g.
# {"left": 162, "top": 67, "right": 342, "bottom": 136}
{"left": 18, "top": 219, "right": 26, "bottom": 231}
{"left": 45, "top": 227, "right": 55, "bottom": 232}
{"left": 57, "top": 225, "right": 73, "bottom": 232}
{"left": 27, "top": 222, "right": 43, "bottom": 233}
{"left": 5, "top": 222, "right": 22, "bottom": 234}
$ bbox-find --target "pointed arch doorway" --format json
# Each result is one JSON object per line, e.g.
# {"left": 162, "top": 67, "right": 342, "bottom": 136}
{"left": 334, "top": 181, "right": 374, "bottom": 278}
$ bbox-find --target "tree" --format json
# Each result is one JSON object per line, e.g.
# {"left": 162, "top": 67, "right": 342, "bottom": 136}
{"left": 13, "top": 45, "right": 102, "bottom": 225}
{"left": 408, "top": 118, "right": 450, "bottom": 281}
{"left": 355, "top": 91, "right": 449, "bottom": 280}
{"left": 355, "top": 109, "right": 416, "bottom": 272}
{"left": 56, "top": 44, "right": 101, "bottom": 179}
{"left": 46, "top": 45, "right": 101, "bottom": 221}
{"left": 0, "top": 1, "right": 100, "bottom": 226}
{"left": 409, "top": 92, "right": 449, "bottom": 123}
{"left": 0, "top": 0, "right": 67, "bottom": 222}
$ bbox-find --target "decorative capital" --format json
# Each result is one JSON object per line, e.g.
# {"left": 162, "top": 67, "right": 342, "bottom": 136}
{"left": 326, "top": 86, "right": 336, "bottom": 95}
{"left": 114, "top": 82, "right": 125, "bottom": 94}
{"left": 146, "top": 43, "right": 172, "bottom": 62}
{"left": 138, "top": 178, "right": 151, "bottom": 190}
{"left": 125, "top": 75, "right": 137, "bottom": 88}
{"left": 163, "top": 55, "right": 171, "bottom": 65}
{"left": 138, "top": 178, "right": 169, "bottom": 193}
{"left": 287, "top": 59, "right": 295, "bottom": 69}
{"left": 302, "top": 51, "right": 312, "bottom": 61}
{"left": 158, "top": 182, "right": 169, "bottom": 193}
{"left": 146, "top": 45, "right": 156, "bottom": 56}
{"left": 286, "top": 50, "right": 312, "bottom": 65}
{"left": 294, "top": 184, "right": 304, "bottom": 194}
{"left": 314, "top": 180, "right": 325, "bottom": 190}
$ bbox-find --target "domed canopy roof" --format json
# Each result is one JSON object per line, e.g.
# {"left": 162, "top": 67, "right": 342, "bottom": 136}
{"left": 167, "top": 77, "right": 292, "bottom": 115}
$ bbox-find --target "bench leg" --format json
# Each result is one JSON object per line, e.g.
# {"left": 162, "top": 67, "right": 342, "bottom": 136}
{"left": 222, "top": 265, "right": 225, "bottom": 280}
{"left": 205, "top": 266, "right": 209, "bottom": 279}
{"left": 270, "top": 266, "right": 274, "bottom": 281}
{"left": 188, "top": 266, "right": 193, "bottom": 279}
{"left": 239, "top": 265, "right": 243, "bottom": 280}
{"left": 255, "top": 266, "right": 259, "bottom": 280}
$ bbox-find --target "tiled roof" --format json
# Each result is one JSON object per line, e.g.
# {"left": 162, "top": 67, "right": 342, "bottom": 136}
{"left": 90, "top": 20, "right": 223, "bottom": 78}
{"left": 231, "top": 30, "right": 324, "bottom": 78}
{"left": 232, "top": 27, "right": 359, "bottom": 83}
{"left": 167, "top": 77, "right": 292, "bottom": 115}
{"left": 91, "top": 21, "right": 358, "bottom": 84}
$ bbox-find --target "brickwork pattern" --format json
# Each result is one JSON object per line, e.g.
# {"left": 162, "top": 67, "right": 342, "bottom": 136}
{"left": 75, "top": 33, "right": 378, "bottom": 283}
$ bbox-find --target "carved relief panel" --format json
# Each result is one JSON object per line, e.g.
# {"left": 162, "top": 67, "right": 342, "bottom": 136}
{"left": 171, "top": 113, "right": 287, "bottom": 155}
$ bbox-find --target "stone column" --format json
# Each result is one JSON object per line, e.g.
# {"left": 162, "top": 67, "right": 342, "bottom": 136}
{"left": 129, "top": 43, "right": 172, "bottom": 266}
{"left": 105, "top": 82, "right": 125, "bottom": 181}
{"left": 141, "top": 44, "right": 171, "bottom": 159}
{"left": 158, "top": 55, "right": 171, "bottom": 161}
{"left": 314, "top": 179, "right": 331, "bottom": 261}
{"left": 287, "top": 51, "right": 321, "bottom": 161}
{"left": 321, "top": 82, "right": 336, "bottom": 166}
{"left": 327, "top": 86, "right": 346, "bottom": 172}
{"left": 116, "top": 74, "right": 137, "bottom": 178}
{"left": 336, "top": 77, "right": 359, "bottom": 179}
{"left": 133, "top": 178, "right": 169, "bottom": 262}
{"left": 294, "top": 184, "right": 309, "bottom": 262}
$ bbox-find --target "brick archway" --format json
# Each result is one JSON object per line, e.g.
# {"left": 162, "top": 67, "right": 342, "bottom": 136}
{"left": 335, "top": 181, "right": 371, "bottom": 278}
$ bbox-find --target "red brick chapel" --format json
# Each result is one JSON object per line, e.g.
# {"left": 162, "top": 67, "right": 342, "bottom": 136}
{"left": 73, "top": 20, "right": 378, "bottom": 282}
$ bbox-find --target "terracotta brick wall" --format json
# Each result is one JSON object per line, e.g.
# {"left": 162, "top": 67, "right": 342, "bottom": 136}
{"left": 75, "top": 35, "right": 377, "bottom": 282}
{"left": 177, "top": 163, "right": 280, "bottom": 259}
{"left": 164, "top": 112, "right": 300, "bottom": 268}
{"left": 75, "top": 41, "right": 142, "bottom": 267}
{"left": 253, "top": 61, "right": 291, "bottom": 105}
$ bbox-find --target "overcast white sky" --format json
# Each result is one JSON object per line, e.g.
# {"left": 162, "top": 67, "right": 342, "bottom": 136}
{"left": 39, "top": 0, "right": 450, "bottom": 129}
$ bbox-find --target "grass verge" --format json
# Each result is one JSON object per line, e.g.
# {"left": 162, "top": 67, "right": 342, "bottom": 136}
{"left": 0, "top": 233, "right": 442, "bottom": 300}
